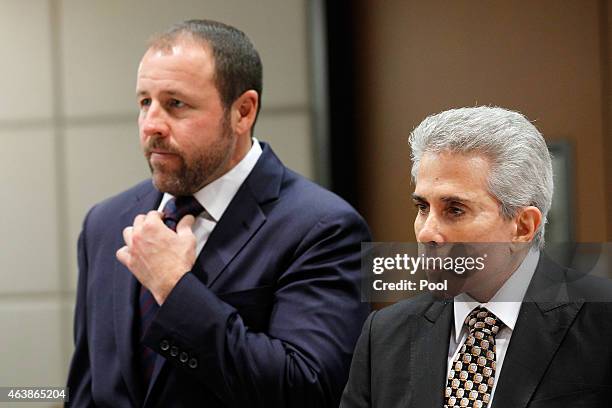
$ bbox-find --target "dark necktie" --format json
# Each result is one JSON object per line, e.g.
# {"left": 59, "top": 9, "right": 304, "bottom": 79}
{"left": 444, "top": 307, "right": 505, "bottom": 408}
{"left": 137, "top": 196, "right": 204, "bottom": 388}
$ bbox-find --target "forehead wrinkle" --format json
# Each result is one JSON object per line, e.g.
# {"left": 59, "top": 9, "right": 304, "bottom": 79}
{"left": 414, "top": 174, "right": 489, "bottom": 211}
{"left": 440, "top": 195, "right": 473, "bottom": 204}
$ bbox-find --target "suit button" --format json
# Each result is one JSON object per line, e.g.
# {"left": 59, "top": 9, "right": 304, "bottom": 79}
{"left": 170, "top": 346, "right": 179, "bottom": 357}
{"left": 188, "top": 358, "right": 198, "bottom": 369}
{"left": 179, "top": 352, "right": 189, "bottom": 363}
{"left": 160, "top": 340, "right": 170, "bottom": 351}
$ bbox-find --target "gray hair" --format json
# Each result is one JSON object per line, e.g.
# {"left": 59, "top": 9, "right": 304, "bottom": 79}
{"left": 408, "top": 106, "right": 553, "bottom": 248}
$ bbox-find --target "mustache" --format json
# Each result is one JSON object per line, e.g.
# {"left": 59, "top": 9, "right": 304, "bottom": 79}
{"left": 145, "top": 138, "right": 181, "bottom": 156}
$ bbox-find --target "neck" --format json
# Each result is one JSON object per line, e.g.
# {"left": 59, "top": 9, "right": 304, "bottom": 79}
{"left": 226, "top": 133, "right": 252, "bottom": 170}
{"left": 466, "top": 247, "right": 530, "bottom": 303}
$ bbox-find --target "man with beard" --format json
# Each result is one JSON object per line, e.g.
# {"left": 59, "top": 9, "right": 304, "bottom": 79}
{"left": 66, "top": 20, "right": 370, "bottom": 408}
{"left": 341, "top": 106, "right": 612, "bottom": 408}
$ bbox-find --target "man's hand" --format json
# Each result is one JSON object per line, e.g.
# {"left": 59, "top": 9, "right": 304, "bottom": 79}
{"left": 116, "top": 210, "right": 197, "bottom": 305}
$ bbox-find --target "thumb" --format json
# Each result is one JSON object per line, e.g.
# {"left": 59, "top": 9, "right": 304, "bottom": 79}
{"left": 177, "top": 214, "right": 196, "bottom": 236}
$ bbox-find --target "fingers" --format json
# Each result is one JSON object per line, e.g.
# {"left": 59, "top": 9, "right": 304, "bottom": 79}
{"left": 116, "top": 245, "right": 130, "bottom": 265}
{"left": 125, "top": 210, "right": 191, "bottom": 249}
{"left": 176, "top": 215, "right": 196, "bottom": 237}
{"left": 122, "top": 226, "right": 133, "bottom": 247}
{"left": 131, "top": 212, "right": 163, "bottom": 236}
{"left": 146, "top": 210, "right": 163, "bottom": 219}
{"left": 132, "top": 211, "right": 161, "bottom": 228}
{"left": 144, "top": 210, "right": 164, "bottom": 231}
{"left": 133, "top": 214, "right": 146, "bottom": 229}
{"left": 125, "top": 213, "right": 148, "bottom": 247}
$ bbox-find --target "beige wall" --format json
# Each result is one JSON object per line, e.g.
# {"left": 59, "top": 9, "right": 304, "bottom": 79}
{"left": 355, "top": 0, "right": 611, "bottom": 242}
{"left": 0, "top": 0, "right": 313, "bottom": 399}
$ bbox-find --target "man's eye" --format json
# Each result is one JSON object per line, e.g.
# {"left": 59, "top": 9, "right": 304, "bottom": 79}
{"left": 139, "top": 98, "right": 151, "bottom": 108}
{"left": 415, "top": 203, "right": 428, "bottom": 214}
{"left": 447, "top": 207, "right": 464, "bottom": 217}
{"left": 168, "top": 99, "right": 185, "bottom": 108}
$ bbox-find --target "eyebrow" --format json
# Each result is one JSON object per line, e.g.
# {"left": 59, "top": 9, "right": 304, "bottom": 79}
{"left": 411, "top": 194, "right": 427, "bottom": 202}
{"left": 411, "top": 193, "right": 472, "bottom": 205}
{"left": 136, "top": 89, "right": 185, "bottom": 98}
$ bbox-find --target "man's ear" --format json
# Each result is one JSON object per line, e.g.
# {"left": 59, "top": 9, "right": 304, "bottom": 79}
{"left": 231, "top": 90, "right": 259, "bottom": 136}
{"left": 512, "top": 206, "right": 542, "bottom": 244}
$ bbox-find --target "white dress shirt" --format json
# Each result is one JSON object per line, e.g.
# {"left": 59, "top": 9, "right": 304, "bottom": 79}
{"left": 447, "top": 248, "right": 540, "bottom": 406}
{"left": 157, "top": 138, "right": 263, "bottom": 256}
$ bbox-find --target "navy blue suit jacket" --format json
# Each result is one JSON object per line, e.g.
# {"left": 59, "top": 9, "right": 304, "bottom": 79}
{"left": 66, "top": 142, "right": 371, "bottom": 407}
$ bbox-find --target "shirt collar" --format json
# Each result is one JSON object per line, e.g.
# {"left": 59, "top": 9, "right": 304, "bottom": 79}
{"left": 158, "top": 138, "right": 263, "bottom": 222}
{"left": 453, "top": 248, "right": 540, "bottom": 342}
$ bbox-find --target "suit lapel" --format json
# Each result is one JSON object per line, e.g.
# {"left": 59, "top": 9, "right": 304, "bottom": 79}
{"left": 492, "top": 256, "right": 583, "bottom": 408}
{"left": 113, "top": 183, "right": 163, "bottom": 406}
{"left": 188, "top": 142, "right": 283, "bottom": 288}
{"left": 192, "top": 189, "right": 267, "bottom": 286}
{"left": 410, "top": 299, "right": 454, "bottom": 407}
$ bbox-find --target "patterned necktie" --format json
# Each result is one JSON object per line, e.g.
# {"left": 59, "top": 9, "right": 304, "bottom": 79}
{"left": 137, "top": 196, "right": 204, "bottom": 388}
{"left": 444, "top": 307, "right": 505, "bottom": 408}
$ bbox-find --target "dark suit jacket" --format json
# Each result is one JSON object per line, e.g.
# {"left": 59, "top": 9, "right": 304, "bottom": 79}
{"left": 341, "top": 254, "right": 612, "bottom": 407}
{"left": 66, "top": 142, "right": 371, "bottom": 407}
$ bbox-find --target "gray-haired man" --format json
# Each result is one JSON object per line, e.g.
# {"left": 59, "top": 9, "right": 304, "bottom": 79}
{"left": 341, "top": 106, "right": 612, "bottom": 408}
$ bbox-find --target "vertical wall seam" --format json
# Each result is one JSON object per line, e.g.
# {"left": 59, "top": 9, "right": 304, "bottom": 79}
{"left": 306, "top": 0, "right": 331, "bottom": 187}
{"left": 49, "top": 0, "right": 71, "bottom": 383}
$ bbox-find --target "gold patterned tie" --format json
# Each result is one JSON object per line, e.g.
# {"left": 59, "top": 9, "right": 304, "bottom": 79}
{"left": 444, "top": 307, "right": 504, "bottom": 408}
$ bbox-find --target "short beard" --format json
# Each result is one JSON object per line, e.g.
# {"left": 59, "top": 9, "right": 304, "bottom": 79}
{"left": 146, "top": 112, "right": 234, "bottom": 196}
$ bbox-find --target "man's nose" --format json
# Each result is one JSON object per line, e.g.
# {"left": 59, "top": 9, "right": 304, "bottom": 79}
{"left": 416, "top": 213, "right": 445, "bottom": 245}
{"left": 140, "top": 102, "right": 170, "bottom": 138}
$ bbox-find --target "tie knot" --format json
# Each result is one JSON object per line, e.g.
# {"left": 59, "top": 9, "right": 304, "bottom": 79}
{"left": 465, "top": 307, "right": 504, "bottom": 336}
{"left": 162, "top": 196, "right": 204, "bottom": 231}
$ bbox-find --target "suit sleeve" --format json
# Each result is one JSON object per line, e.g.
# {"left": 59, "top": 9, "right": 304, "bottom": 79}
{"left": 143, "top": 210, "right": 371, "bottom": 407}
{"left": 340, "top": 311, "right": 376, "bottom": 408}
{"left": 65, "top": 212, "right": 95, "bottom": 407}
